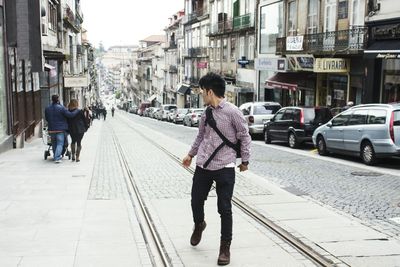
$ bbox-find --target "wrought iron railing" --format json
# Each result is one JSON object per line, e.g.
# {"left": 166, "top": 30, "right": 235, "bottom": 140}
{"left": 276, "top": 26, "right": 367, "bottom": 55}
{"left": 233, "top": 13, "right": 254, "bottom": 30}
{"left": 209, "top": 19, "right": 233, "bottom": 35}
{"left": 184, "top": 47, "right": 208, "bottom": 57}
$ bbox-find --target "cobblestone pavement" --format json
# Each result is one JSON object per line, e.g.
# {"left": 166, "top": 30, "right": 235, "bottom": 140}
{"left": 120, "top": 112, "right": 400, "bottom": 239}
{"left": 108, "top": 115, "right": 317, "bottom": 266}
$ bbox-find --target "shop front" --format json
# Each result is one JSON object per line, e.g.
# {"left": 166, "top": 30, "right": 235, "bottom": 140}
{"left": 365, "top": 19, "right": 400, "bottom": 104}
{"left": 314, "top": 58, "right": 350, "bottom": 108}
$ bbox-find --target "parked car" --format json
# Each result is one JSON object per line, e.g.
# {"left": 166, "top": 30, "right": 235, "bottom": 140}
{"left": 138, "top": 102, "right": 151, "bottom": 116}
{"left": 172, "top": 108, "right": 188, "bottom": 124}
{"left": 312, "top": 103, "right": 400, "bottom": 165}
{"left": 167, "top": 108, "right": 177, "bottom": 122}
{"left": 183, "top": 108, "right": 204, "bottom": 127}
{"left": 263, "top": 106, "right": 333, "bottom": 148}
{"left": 239, "top": 102, "right": 281, "bottom": 136}
{"left": 151, "top": 108, "right": 160, "bottom": 119}
{"left": 157, "top": 104, "right": 178, "bottom": 121}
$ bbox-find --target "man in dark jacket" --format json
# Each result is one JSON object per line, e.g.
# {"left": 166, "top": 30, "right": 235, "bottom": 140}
{"left": 45, "top": 95, "right": 79, "bottom": 163}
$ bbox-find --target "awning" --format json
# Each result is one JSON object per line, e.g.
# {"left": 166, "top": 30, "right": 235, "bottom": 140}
{"left": 265, "top": 72, "right": 315, "bottom": 91}
{"left": 147, "top": 94, "right": 157, "bottom": 102}
{"left": 364, "top": 40, "right": 400, "bottom": 58}
{"left": 44, "top": 63, "right": 55, "bottom": 70}
{"left": 177, "top": 84, "right": 190, "bottom": 95}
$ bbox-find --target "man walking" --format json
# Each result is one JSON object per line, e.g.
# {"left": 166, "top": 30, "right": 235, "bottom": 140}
{"left": 45, "top": 95, "right": 79, "bottom": 163}
{"left": 182, "top": 72, "right": 251, "bottom": 265}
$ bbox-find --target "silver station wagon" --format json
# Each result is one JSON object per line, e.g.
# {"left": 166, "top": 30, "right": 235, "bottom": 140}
{"left": 312, "top": 104, "right": 400, "bottom": 165}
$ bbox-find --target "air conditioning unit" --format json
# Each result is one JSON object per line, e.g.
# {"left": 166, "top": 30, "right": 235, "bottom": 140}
{"left": 42, "top": 22, "right": 48, "bottom": 36}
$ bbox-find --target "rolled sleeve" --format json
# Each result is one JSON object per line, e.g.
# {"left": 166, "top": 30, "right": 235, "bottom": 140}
{"left": 232, "top": 110, "right": 251, "bottom": 162}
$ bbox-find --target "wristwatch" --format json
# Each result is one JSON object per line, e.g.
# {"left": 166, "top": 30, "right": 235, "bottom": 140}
{"left": 241, "top": 161, "right": 249, "bottom": 166}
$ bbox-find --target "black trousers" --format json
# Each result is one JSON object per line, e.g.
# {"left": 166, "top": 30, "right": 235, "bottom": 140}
{"left": 191, "top": 166, "right": 235, "bottom": 241}
{"left": 70, "top": 133, "right": 84, "bottom": 146}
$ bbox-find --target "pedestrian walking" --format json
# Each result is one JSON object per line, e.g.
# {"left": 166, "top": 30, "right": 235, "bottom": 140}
{"left": 111, "top": 106, "right": 115, "bottom": 117}
{"left": 67, "top": 99, "right": 89, "bottom": 162}
{"left": 102, "top": 108, "right": 107, "bottom": 120}
{"left": 45, "top": 95, "right": 80, "bottom": 163}
{"left": 182, "top": 72, "right": 251, "bottom": 266}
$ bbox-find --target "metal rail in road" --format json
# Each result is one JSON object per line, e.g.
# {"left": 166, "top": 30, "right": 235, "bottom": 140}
{"left": 114, "top": 114, "right": 336, "bottom": 267}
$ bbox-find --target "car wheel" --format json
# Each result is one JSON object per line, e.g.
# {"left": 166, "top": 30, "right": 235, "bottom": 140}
{"left": 264, "top": 130, "right": 271, "bottom": 144}
{"left": 316, "top": 135, "right": 328, "bottom": 156}
{"left": 361, "top": 141, "right": 376, "bottom": 165}
{"left": 288, "top": 132, "right": 299, "bottom": 149}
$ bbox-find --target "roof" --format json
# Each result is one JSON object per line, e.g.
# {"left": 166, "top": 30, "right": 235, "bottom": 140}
{"left": 140, "top": 35, "right": 166, "bottom": 43}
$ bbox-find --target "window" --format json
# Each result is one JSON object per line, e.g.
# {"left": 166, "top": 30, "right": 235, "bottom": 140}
{"left": 394, "top": 111, "right": 400, "bottom": 126}
{"left": 230, "top": 37, "right": 236, "bottom": 61}
{"left": 288, "top": 1, "right": 297, "bottom": 36}
{"left": 338, "top": 0, "right": 348, "bottom": 19}
{"left": 332, "top": 111, "right": 352, "bottom": 126}
{"left": 223, "top": 38, "right": 228, "bottom": 61}
{"left": 348, "top": 109, "right": 368, "bottom": 125}
{"left": 274, "top": 109, "right": 285, "bottom": 121}
{"left": 260, "top": 1, "right": 284, "bottom": 54}
{"left": 368, "top": 110, "right": 387, "bottom": 124}
{"left": 210, "top": 40, "right": 215, "bottom": 61}
{"left": 253, "top": 105, "right": 281, "bottom": 115}
{"left": 239, "top": 36, "right": 245, "bottom": 58}
{"left": 307, "top": 0, "right": 318, "bottom": 34}
{"left": 282, "top": 109, "right": 294, "bottom": 120}
{"left": 48, "top": 1, "right": 57, "bottom": 31}
{"left": 248, "top": 35, "right": 254, "bottom": 60}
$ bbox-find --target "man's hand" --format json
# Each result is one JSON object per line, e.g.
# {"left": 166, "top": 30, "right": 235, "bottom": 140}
{"left": 237, "top": 163, "right": 248, "bottom": 172}
{"left": 182, "top": 154, "right": 193, "bottom": 167}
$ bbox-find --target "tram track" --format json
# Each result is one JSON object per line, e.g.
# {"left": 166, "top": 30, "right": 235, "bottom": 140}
{"left": 112, "top": 113, "right": 337, "bottom": 267}
{"left": 110, "top": 125, "right": 172, "bottom": 267}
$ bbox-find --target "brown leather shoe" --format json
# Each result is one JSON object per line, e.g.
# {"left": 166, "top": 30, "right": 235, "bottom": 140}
{"left": 217, "top": 240, "right": 231, "bottom": 265}
{"left": 190, "top": 221, "right": 206, "bottom": 246}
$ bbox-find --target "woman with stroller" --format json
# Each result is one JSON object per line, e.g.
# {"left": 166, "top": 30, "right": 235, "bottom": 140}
{"left": 67, "top": 99, "right": 89, "bottom": 162}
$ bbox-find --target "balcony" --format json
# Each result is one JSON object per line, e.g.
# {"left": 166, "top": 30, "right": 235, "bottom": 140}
{"left": 63, "top": 5, "right": 81, "bottom": 33}
{"left": 276, "top": 27, "right": 367, "bottom": 55}
{"left": 168, "top": 65, "right": 178, "bottom": 73}
{"left": 184, "top": 47, "right": 208, "bottom": 58}
{"left": 209, "top": 19, "right": 233, "bottom": 35}
{"left": 233, "top": 13, "right": 254, "bottom": 31}
{"left": 183, "top": 8, "right": 207, "bottom": 25}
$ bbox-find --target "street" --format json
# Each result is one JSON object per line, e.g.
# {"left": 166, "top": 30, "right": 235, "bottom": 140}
{"left": 122, "top": 111, "right": 400, "bottom": 239}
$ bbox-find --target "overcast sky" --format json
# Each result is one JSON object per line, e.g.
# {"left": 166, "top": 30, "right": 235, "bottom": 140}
{"left": 81, "top": 0, "right": 184, "bottom": 49}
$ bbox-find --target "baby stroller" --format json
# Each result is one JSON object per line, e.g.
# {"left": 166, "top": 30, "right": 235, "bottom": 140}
{"left": 42, "top": 125, "right": 71, "bottom": 160}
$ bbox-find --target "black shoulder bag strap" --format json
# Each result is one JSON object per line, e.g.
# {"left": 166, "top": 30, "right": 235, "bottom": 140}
{"left": 203, "top": 107, "right": 239, "bottom": 168}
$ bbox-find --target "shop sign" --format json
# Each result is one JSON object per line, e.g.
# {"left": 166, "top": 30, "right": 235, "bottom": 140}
{"left": 376, "top": 53, "right": 400, "bottom": 59}
{"left": 371, "top": 23, "right": 400, "bottom": 41}
{"left": 64, "top": 75, "right": 89, "bottom": 87}
{"left": 287, "top": 55, "right": 314, "bottom": 71}
{"left": 197, "top": 61, "right": 208, "bottom": 69}
{"left": 286, "top": 36, "right": 304, "bottom": 51}
{"left": 238, "top": 56, "right": 250, "bottom": 68}
{"left": 255, "top": 57, "right": 287, "bottom": 71}
{"left": 314, "top": 58, "right": 349, "bottom": 73}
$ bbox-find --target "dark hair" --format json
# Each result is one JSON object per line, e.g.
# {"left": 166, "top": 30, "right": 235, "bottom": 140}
{"left": 51, "top": 95, "right": 59, "bottom": 103}
{"left": 198, "top": 72, "right": 225, "bottom": 98}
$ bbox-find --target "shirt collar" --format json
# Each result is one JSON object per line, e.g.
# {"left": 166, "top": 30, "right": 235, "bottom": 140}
{"left": 210, "top": 98, "right": 226, "bottom": 110}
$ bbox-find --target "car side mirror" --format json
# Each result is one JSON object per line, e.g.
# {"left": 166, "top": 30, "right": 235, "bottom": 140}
{"left": 327, "top": 122, "right": 332, "bottom": 128}
{"left": 270, "top": 117, "right": 275, "bottom": 122}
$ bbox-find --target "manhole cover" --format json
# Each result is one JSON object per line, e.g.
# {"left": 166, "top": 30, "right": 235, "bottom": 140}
{"left": 351, "top": 171, "right": 383, "bottom": 177}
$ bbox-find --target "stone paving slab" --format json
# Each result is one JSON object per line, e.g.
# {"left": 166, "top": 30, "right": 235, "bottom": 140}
{"left": 0, "top": 121, "right": 151, "bottom": 266}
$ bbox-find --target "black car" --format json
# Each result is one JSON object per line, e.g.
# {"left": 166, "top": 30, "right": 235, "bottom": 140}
{"left": 263, "top": 106, "right": 332, "bottom": 148}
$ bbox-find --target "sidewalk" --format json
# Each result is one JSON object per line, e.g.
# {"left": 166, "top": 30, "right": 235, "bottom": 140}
{"left": 0, "top": 121, "right": 150, "bottom": 267}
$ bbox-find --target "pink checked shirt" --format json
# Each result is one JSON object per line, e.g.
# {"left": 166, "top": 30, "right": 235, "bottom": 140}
{"left": 188, "top": 99, "right": 251, "bottom": 171}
